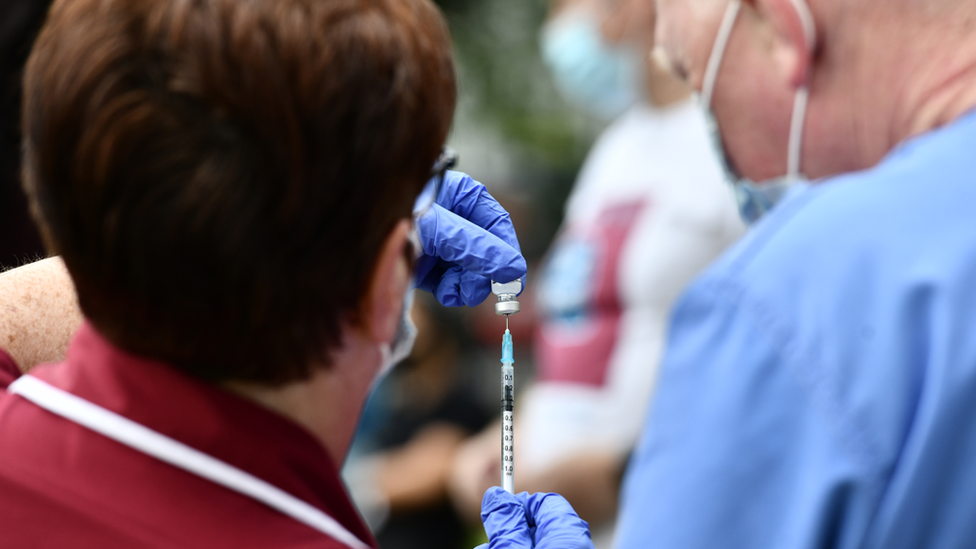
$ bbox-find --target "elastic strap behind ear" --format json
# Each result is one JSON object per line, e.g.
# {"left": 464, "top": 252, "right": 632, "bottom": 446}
{"left": 788, "top": 0, "right": 816, "bottom": 51}
{"left": 701, "top": 0, "right": 742, "bottom": 108}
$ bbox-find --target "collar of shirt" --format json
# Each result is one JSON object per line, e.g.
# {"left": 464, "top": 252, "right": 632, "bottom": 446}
{"left": 26, "top": 321, "right": 375, "bottom": 547}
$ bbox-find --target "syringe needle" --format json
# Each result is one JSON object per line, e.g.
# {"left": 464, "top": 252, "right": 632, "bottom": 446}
{"left": 506, "top": 315, "right": 509, "bottom": 331}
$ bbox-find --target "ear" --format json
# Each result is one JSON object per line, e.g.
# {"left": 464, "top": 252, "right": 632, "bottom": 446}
{"left": 749, "top": 0, "right": 816, "bottom": 88}
{"left": 361, "top": 219, "right": 412, "bottom": 345}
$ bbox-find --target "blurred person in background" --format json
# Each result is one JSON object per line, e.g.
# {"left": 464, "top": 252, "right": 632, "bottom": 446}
{"left": 0, "top": 0, "right": 552, "bottom": 546}
{"left": 0, "top": 0, "right": 49, "bottom": 267}
{"left": 451, "top": 0, "right": 742, "bottom": 545}
{"left": 486, "top": 0, "right": 976, "bottom": 547}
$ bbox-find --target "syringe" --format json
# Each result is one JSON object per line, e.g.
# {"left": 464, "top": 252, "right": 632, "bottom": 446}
{"left": 500, "top": 329, "right": 514, "bottom": 494}
{"left": 492, "top": 278, "right": 521, "bottom": 494}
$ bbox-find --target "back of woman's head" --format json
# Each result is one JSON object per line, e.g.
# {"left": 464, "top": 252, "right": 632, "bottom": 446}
{"left": 22, "top": 0, "right": 457, "bottom": 384}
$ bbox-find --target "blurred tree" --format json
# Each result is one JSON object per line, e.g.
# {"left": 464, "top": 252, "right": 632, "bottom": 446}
{"left": 434, "top": 0, "right": 602, "bottom": 258}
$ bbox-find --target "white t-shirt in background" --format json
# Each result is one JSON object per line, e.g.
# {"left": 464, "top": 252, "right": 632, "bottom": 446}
{"left": 523, "top": 99, "right": 743, "bottom": 542}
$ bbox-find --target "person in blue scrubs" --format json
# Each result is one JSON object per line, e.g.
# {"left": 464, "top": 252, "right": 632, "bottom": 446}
{"left": 610, "top": 0, "right": 976, "bottom": 547}
{"left": 479, "top": 0, "right": 976, "bottom": 547}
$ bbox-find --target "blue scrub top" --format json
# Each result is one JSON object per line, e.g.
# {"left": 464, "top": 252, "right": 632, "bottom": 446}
{"left": 616, "top": 109, "right": 976, "bottom": 549}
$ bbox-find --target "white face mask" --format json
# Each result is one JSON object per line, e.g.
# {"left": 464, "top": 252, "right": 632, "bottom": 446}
{"left": 699, "top": 0, "right": 816, "bottom": 224}
{"left": 370, "top": 222, "right": 428, "bottom": 391}
{"left": 374, "top": 288, "right": 417, "bottom": 391}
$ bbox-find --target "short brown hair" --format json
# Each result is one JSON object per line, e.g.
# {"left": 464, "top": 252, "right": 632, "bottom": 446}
{"left": 22, "top": 0, "right": 456, "bottom": 384}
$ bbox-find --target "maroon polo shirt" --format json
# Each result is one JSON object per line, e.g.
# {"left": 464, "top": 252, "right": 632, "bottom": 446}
{"left": 0, "top": 323, "right": 377, "bottom": 549}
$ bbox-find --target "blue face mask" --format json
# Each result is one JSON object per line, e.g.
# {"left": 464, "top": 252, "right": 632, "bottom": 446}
{"left": 699, "top": 0, "right": 816, "bottom": 224}
{"left": 540, "top": 8, "right": 641, "bottom": 120}
{"left": 702, "top": 107, "right": 807, "bottom": 224}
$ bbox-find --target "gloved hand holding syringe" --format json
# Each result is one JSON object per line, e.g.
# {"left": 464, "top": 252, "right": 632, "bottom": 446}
{"left": 492, "top": 278, "right": 521, "bottom": 494}
{"left": 411, "top": 164, "right": 590, "bottom": 549}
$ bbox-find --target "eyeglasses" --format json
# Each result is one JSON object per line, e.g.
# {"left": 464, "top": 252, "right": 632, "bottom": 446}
{"left": 413, "top": 147, "right": 458, "bottom": 219}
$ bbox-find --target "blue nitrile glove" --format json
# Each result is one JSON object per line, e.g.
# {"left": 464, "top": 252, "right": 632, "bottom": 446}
{"left": 415, "top": 171, "right": 527, "bottom": 307}
{"left": 476, "top": 487, "right": 595, "bottom": 549}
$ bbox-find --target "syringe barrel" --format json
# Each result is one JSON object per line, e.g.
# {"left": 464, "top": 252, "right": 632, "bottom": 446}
{"left": 501, "top": 362, "right": 514, "bottom": 494}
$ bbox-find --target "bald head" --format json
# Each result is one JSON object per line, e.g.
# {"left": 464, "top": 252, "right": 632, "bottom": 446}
{"left": 655, "top": 0, "right": 976, "bottom": 181}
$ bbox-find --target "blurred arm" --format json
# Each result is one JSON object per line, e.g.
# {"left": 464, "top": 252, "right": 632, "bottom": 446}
{"left": 449, "top": 418, "right": 626, "bottom": 526}
{"left": 448, "top": 419, "right": 501, "bottom": 523}
{"left": 0, "top": 257, "right": 83, "bottom": 371}
{"left": 373, "top": 422, "right": 468, "bottom": 512}
{"left": 516, "top": 451, "right": 625, "bottom": 526}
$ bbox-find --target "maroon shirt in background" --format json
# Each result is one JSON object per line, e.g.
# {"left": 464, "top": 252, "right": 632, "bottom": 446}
{"left": 0, "top": 323, "right": 377, "bottom": 548}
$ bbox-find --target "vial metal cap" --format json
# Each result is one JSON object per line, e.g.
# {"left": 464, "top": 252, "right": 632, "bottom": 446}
{"left": 495, "top": 299, "right": 520, "bottom": 316}
{"left": 492, "top": 278, "right": 522, "bottom": 316}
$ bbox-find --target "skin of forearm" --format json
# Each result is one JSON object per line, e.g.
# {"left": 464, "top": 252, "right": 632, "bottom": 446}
{"left": 449, "top": 422, "right": 626, "bottom": 527}
{"left": 375, "top": 423, "right": 467, "bottom": 513}
{"left": 0, "top": 257, "right": 83, "bottom": 371}
{"left": 518, "top": 451, "right": 624, "bottom": 526}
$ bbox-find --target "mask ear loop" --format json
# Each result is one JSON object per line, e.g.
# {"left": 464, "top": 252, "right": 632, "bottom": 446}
{"left": 789, "top": 0, "right": 817, "bottom": 53}
{"left": 785, "top": 0, "right": 816, "bottom": 179}
{"left": 700, "top": 0, "right": 742, "bottom": 108}
{"left": 702, "top": 0, "right": 816, "bottom": 181}
{"left": 786, "top": 88, "right": 808, "bottom": 179}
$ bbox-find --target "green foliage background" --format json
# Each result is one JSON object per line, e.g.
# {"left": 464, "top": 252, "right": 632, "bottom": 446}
{"left": 434, "top": 0, "right": 602, "bottom": 259}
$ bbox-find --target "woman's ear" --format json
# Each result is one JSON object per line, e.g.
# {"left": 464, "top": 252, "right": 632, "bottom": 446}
{"left": 362, "top": 219, "right": 412, "bottom": 345}
{"left": 748, "top": 0, "right": 816, "bottom": 87}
